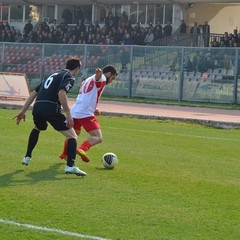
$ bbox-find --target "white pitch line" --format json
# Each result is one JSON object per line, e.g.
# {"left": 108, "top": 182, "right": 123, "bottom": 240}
{"left": 107, "top": 126, "right": 240, "bottom": 142}
{"left": 0, "top": 219, "right": 111, "bottom": 240}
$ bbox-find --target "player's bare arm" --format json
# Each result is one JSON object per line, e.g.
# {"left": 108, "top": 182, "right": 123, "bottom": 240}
{"left": 95, "top": 68, "right": 103, "bottom": 81}
{"left": 13, "top": 91, "right": 38, "bottom": 125}
{"left": 58, "top": 89, "right": 73, "bottom": 128}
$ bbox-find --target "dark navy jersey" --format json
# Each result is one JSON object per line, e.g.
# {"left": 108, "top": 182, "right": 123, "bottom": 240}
{"left": 33, "top": 69, "right": 75, "bottom": 115}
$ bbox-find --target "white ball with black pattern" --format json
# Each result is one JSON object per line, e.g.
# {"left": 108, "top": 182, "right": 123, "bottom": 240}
{"left": 102, "top": 152, "right": 118, "bottom": 169}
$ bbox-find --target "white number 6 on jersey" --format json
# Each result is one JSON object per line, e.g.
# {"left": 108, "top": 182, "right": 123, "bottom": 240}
{"left": 44, "top": 73, "right": 58, "bottom": 89}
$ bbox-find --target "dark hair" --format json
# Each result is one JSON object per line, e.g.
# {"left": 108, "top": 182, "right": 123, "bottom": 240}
{"left": 102, "top": 65, "right": 118, "bottom": 76}
{"left": 66, "top": 56, "right": 82, "bottom": 70}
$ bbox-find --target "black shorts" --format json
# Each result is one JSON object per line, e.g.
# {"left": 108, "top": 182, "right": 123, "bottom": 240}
{"left": 33, "top": 112, "right": 69, "bottom": 131}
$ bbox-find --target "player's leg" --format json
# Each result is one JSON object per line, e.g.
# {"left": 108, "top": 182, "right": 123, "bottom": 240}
{"left": 76, "top": 116, "right": 102, "bottom": 163}
{"left": 60, "top": 128, "right": 86, "bottom": 176}
{"left": 22, "top": 127, "right": 41, "bottom": 165}
{"left": 59, "top": 128, "right": 77, "bottom": 167}
{"left": 49, "top": 113, "right": 86, "bottom": 176}
{"left": 22, "top": 114, "right": 47, "bottom": 165}
{"left": 80, "top": 128, "right": 103, "bottom": 150}
{"left": 59, "top": 118, "right": 81, "bottom": 160}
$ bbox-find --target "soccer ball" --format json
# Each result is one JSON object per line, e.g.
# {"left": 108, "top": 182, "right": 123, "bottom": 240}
{"left": 102, "top": 152, "right": 118, "bottom": 169}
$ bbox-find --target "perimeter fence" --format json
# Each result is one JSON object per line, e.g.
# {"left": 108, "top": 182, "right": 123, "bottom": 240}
{"left": 1, "top": 42, "right": 240, "bottom": 104}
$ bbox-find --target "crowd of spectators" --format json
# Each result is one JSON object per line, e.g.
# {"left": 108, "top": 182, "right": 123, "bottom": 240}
{"left": 181, "top": 49, "right": 233, "bottom": 75}
{"left": 210, "top": 30, "right": 240, "bottom": 48}
{"left": 1, "top": 13, "right": 240, "bottom": 50}
{"left": 0, "top": 12, "right": 173, "bottom": 46}
{"left": 190, "top": 21, "right": 240, "bottom": 48}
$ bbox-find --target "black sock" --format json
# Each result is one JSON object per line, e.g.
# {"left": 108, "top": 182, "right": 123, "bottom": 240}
{"left": 66, "top": 138, "right": 77, "bottom": 167}
{"left": 25, "top": 128, "right": 40, "bottom": 158}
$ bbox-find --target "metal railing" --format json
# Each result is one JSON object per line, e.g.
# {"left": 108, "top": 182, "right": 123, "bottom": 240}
{"left": 149, "top": 32, "right": 225, "bottom": 47}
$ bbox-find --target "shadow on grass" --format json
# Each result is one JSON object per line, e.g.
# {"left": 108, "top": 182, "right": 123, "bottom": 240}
{"left": 0, "top": 163, "right": 76, "bottom": 187}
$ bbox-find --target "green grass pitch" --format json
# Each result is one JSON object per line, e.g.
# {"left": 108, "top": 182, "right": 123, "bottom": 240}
{"left": 0, "top": 108, "right": 240, "bottom": 240}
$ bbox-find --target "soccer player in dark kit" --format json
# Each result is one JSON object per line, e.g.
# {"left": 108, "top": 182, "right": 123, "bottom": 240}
{"left": 14, "top": 56, "right": 86, "bottom": 176}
